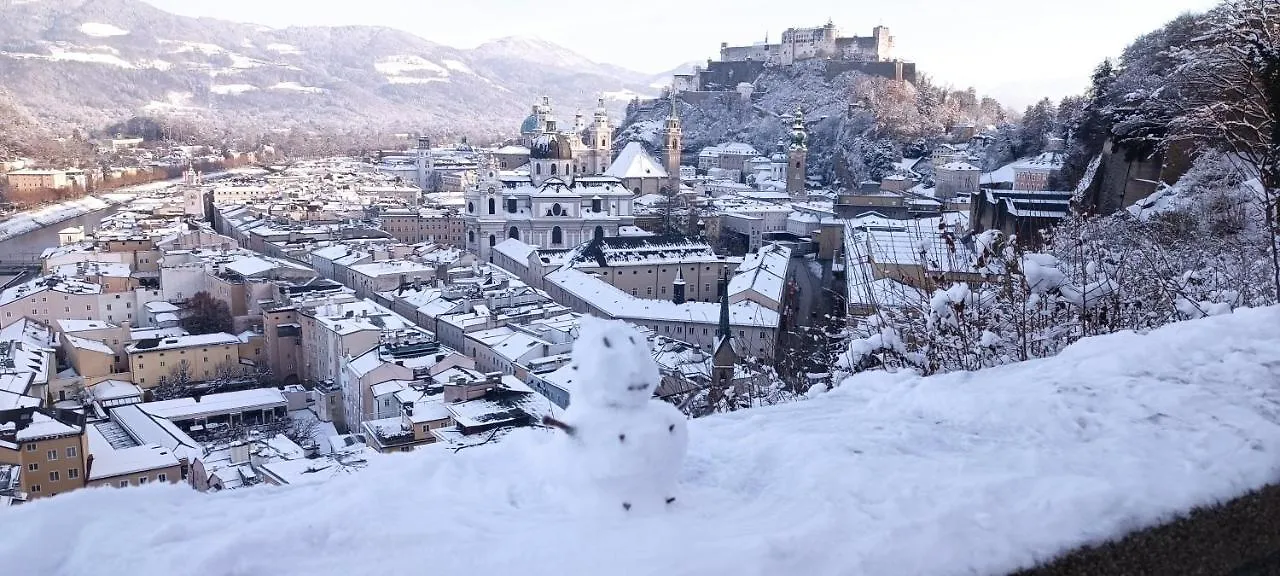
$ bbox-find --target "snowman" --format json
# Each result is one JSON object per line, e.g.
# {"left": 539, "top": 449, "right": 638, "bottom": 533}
{"left": 544, "top": 317, "right": 688, "bottom": 513}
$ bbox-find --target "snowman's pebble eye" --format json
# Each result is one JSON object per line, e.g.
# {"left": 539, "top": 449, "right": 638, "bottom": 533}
{"left": 668, "top": 424, "right": 674, "bottom": 432}
{"left": 603, "top": 337, "right": 611, "bottom": 348}
{"left": 618, "top": 434, "right": 626, "bottom": 442}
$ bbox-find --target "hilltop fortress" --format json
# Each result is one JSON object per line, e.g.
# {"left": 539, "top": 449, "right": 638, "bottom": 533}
{"left": 670, "top": 22, "right": 916, "bottom": 96}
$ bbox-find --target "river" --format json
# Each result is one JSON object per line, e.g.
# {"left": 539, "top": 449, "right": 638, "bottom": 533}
{"left": 0, "top": 205, "right": 124, "bottom": 261}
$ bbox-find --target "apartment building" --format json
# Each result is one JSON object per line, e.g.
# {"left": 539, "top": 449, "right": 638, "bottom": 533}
{"left": 0, "top": 408, "right": 88, "bottom": 500}
{"left": 126, "top": 333, "right": 242, "bottom": 388}
{"left": 0, "top": 275, "right": 165, "bottom": 330}
{"left": 379, "top": 208, "right": 466, "bottom": 248}
{"left": 340, "top": 335, "right": 473, "bottom": 432}
{"left": 5, "top": 169, "right": 87, "bottom": 191}
{"left": 297, "top": 298, "right": 422, "bottom": 390}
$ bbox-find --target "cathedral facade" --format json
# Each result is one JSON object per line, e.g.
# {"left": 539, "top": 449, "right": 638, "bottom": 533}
{"left": 465, "top": 97, "right": 637, "bottom": 261}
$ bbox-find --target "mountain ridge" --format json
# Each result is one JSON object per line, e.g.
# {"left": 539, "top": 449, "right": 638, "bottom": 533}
{"left": 0, "top": 0, "right": 667, "bottom": 141}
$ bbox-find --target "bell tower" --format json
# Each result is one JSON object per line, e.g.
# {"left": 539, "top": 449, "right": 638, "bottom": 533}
{"left": 662, "top": 95, "right": 682, "bottom": 194}
{"left": 787, "top": 107, "right": 808, "bottom": 200}
{"left": 589, "top": 98, "right": 612, "bottom": 174}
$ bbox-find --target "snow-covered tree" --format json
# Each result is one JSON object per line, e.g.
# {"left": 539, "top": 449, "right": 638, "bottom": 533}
{"left": 1167, "top": 0, "right": 1280, "bottom": 294}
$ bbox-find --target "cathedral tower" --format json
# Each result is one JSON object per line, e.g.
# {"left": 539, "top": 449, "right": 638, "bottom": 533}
{"left": 662, "top": 96, "right": 682, "bottom": 194}
{"left": 588, "top": 98, "right": 613, "bottom": 174}
{"left": 787, "top": 108, "right": 808, "bottom": 200}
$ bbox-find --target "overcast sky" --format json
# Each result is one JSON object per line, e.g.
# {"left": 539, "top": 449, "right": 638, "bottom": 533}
{"left": 142, "top": 0, "right": 1219, "bottom": 109}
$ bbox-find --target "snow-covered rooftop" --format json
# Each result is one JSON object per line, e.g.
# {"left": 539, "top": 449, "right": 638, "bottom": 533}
{"left": 139, "top": 388, "right": 288, "bottom": 422}
{"left": 604, "top": 142, "right": 668, "bottom": 180}
{"left": 545, "top": 268, "right": 779, "bottom": 328}
{"left": 7, "top": 308, "right": 1280, "bottom": 574}
{"left": 727, "top": 244, "right": 791, "bottom": 305}
{"left": 85, "top": 424, "right": 180, "bottom": 481}
{"left": 125, "top": 332, "right": 241, "bottom": 353}
{"left": 63, "top": 334, "right": 114, "bottom": 355}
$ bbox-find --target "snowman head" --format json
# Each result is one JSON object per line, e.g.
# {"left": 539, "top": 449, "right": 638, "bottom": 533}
{"left": 570, "top": 317, "right": 659, "bottom": 410}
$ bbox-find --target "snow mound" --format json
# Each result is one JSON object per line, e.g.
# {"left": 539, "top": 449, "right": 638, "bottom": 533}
{"left": 79, "top": 23, "right": 129, "bottom": 37}
{"left": 270, "top": 82, "right": 324, "bottom": 94}
{"left": 266, "top": 43, "right": 302, "bottom": 55}
{"left": 210, "top": 84, "right": 258, "bottom": 95}
{"left": 5, "top": 308, "right": 1280, "bottom": 575}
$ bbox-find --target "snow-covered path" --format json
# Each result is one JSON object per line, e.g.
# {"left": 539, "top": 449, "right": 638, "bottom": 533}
{"left": 4, "top": 308, "right": 1280, "bottom": 576}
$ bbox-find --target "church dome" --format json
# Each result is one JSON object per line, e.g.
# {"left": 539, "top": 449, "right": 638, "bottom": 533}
{"left": 530, "top": 132, "right": 574, "bottom": 160}
{"left": 520, "top": 114, "right": 540, "bottom": 136}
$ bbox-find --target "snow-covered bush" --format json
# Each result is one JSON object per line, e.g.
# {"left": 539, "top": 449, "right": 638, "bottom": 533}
{"left": 839, "top": 151, "right": 1277, "bottom": 380}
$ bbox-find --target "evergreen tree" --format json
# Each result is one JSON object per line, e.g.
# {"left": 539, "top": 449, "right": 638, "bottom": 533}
{"left": 1053, "top": 59, "right": 1117, "bottom": 190}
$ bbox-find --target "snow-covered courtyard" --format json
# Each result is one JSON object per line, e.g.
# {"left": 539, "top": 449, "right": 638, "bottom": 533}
{"left": 3, "top": 307, "right": 1280, "bottom": 576}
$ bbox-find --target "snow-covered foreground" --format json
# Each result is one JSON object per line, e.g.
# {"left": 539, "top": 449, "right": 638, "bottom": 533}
{"left": 5, "top": 308, "right": 1280, "bottom": 575}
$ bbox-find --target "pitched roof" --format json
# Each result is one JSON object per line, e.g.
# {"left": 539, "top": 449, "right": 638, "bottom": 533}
{"left": 605, "top": 142, "right": 668, "bottom": 179}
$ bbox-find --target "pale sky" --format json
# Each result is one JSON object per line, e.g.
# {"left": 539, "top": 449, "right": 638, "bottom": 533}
{"left": 143, "top": 0, "right": 1219, "bottom": 109}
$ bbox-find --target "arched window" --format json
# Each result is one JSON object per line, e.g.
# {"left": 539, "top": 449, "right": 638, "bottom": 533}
{"left": 468, "top": 230, "right": 475, "bottom": 243}
{"left": 467, "top": 201, "right": 474, "bottom": 213}
{"left": 551, "top": 226, "right": 563, "bottom": 245}
{"left": 551, "top": 203, "right": 562, "bottom": 216}
{"left": 487, "top": 198, "right": 495, "bottom": 214}
{"left": 594, "top": 226, "right": 604, "bottom": 241}
{"left": 550, "top": 163, "right": 557, "bottom": 175}
{"left": 795, "top": 161, "right": 801, "bottom": 168}
{"left": 488, "top": 234, "right": 496, "bottom": 247}
{"left": 509, "top": 227, "right": 519, "bottom": 240}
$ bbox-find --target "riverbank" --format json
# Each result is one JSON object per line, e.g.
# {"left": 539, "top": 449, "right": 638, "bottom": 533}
{"left": 0, "top": 196, "right": 112, "bottom": 242}
{"left": 0, "top": 167, "right": 264, "bottom": 245}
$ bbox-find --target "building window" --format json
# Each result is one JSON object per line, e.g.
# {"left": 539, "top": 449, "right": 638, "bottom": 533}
{"left": 119, "top": 480, "right": 129, "bottom": 488}
{"left": 739, "top": 330, "right": 745, "bottom": 337}
{"left": 551, "top": 226, "right": 563, "bottom": 245}
{"left": 630, "top": 288, "right": 637, "bottom": 296}
{"left": 489, "top": 235, "right": 496, "bottom": 247}
{"left": 551, "top": 163, "right": 558, "bottom": 176}
{"left": 68, "top": 468, "right": 79, "bottom": 479}
{"left": 592, "top": 199, "right": 602, "bottom": 213}
{"left": 551, "top": 203, "right": 563, "bottom": 216}
{"left": 646, "top": 287, "right": 653, "bottom": 296}
{"left": 49, "top": 471, "right": 59, "bottom": 482}
{"left": 27, "top": 463, "right": 38, "bottom": 471}
{"left": 24, "top": 443, "right": 34, "bottom": 452}
{"left": 509, "top": 226, "right": 520, "bottom": 240}
{"left": 30, "top": 484, "right": 40, "bottom": 493}
{"left": 487, "top": 198, "right": 495, "bottom": 214}
{"left": 158, "top": 473, "right": 168, "bottom": 482}
{"left": 47, "top": 450, "right": 57, "bottom": 461}
{"left": 138, "top": 476, "right": 149, "bottom": 484}
{"left": 66, "top": 446, "right": 77, "bottom": 457}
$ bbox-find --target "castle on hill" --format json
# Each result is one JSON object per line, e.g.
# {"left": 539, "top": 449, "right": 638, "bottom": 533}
{"left": 720, "top": 22, "right": 894, "bottom": 66}
{"left": 670, "top": 22, "right": 916, "bottom": 95}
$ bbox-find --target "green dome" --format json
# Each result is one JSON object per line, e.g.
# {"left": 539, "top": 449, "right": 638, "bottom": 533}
{"left": 520, "top": 114, "right": 540, "bottom": 135}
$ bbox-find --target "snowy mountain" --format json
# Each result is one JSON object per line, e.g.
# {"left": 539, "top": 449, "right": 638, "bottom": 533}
{"left": 0, "top": 0, "right": 663, "bottom": 137}
{"left": 4, "top": 306, "right": 1279, "bottom": 575}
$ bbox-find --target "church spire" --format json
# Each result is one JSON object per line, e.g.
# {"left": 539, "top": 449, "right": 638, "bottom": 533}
{"left": 672, "top": 268, "right": 686, "bottom": 305}
{"left": 716, "top": 270, "right": 730, "bottom": 341}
